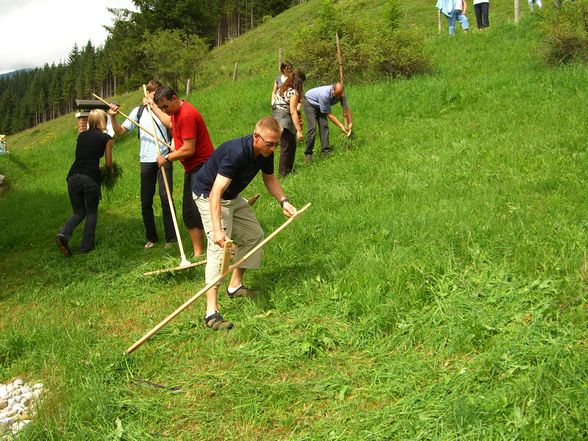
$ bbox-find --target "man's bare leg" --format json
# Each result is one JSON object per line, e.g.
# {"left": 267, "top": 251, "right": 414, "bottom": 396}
{"left": 188, "top": 227, "right": 205, "bottom": 256}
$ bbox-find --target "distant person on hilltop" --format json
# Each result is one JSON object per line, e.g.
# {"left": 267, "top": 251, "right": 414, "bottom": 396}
{"left": 473, "top": 0, "right": 490, "bottom": 30}
{"left": 56, "top": 109, "right": 113, "bottom": 256}
{"left": 153, "top": 86, "right": 215, "bottom": 258}
{"left": 272, "top": 69, "right": 306, "bottom": 176}
{"left": 271, "top": 60, "right": 293, "bottom": 104}
{"left": 303, "top": 83, "right": 352, "bottom": 163}
{"left": 436, "top": 0, "right": 469, "bottom": 35}
{"left": 192, "top": 116, "right": 298, "bottom": 330}
{"left": 528, "top": 0, "right": 542, "bottom": 11}
{"left": 108, "top": 80, "right": 176, "bottom": 249}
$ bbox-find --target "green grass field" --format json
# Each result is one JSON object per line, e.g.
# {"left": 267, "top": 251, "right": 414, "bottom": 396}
{"left": 1, "top": 0, "right": 587, "bottom": 439}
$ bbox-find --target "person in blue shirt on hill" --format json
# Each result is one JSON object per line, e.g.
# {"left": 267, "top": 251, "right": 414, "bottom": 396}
{"left": 303, "top": 83, "right": 352, "bottom": 162}
{"left": 109, "top": 80, "right": 176, "bottom": 249}
{"left": 437, "top": 0, "right": 469, "bottom": 35}
{"left": 193, "top": 117, "right": 297, "bottom": 330}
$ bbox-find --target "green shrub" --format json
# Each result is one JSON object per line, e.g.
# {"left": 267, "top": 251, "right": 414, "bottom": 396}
{"left": 544, "top": 0, "right": 588, "bottom": 64}
{"left": 288, "top": 0, "right": 430, "bottom": 84}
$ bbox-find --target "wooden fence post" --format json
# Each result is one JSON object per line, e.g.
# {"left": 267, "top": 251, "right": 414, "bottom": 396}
{"left": 514, "top": 0, "right": 520, "bottom": 24}
{"left": 233, "top": 62, "right": 238, "bottom": 82}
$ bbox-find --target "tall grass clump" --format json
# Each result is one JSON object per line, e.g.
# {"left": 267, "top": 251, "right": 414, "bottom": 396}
{"left": 288, "top": 0, "right": 430, "bottom": 83}
{"left": 543, "top": 0, "right": 588, "bottom": 64}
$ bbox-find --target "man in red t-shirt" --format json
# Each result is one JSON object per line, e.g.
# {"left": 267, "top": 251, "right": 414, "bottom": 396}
{"left": 151, "top": 87, "right": 214, "bottom": 257}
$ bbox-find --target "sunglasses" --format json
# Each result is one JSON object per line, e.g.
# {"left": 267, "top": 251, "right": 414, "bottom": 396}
{"left": 257, "top": 133, "right": 279, "bottom": 148}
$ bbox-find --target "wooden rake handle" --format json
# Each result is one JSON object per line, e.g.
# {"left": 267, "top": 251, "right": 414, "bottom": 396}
{"left": 93, "top": 93, "right": 173, "bottom": 150}
{"left": 126, "top": 203, "right": 311, "bottom": 354}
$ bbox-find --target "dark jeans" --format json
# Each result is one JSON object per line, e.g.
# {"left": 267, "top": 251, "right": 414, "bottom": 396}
{"left": 279, "top": 128, "right": 297, "bottom": 176}
{"left": 59, "top": 173, "right": 100, "bottom": 252}
{"left": 474, "top": 3, "right": 490, "bottom": 28}
{"left": 303, "top": 99, "right": 330, "bottom": 156}
{"left": 183, "top": 165, "right": 204, "bottom": 229}
{"left": 140, "top": 161, "right": 175, "bottom": 243}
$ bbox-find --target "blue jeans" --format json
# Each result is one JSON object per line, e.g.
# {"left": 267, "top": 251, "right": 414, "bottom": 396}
{"left": 448, "top": 10, "right": 469, "bottom": 35}
{"left": 59, "top": 173, "right": 100, "bottom": 252}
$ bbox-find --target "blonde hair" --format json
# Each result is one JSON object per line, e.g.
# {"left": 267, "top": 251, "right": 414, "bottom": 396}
{"left": 255, "top": 116, "right": 283, "bottom": 136}
{"left": 88, "top": 109, "right": 107, "bottom": 131}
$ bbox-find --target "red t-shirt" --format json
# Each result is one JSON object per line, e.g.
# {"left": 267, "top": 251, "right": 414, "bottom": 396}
{"left": 171, "top": 101, "right": 214, "bottom": 172}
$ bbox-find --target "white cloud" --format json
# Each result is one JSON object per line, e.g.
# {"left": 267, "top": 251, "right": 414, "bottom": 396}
{"left": 0, "top": 0, "right": 136, "bottom": 74}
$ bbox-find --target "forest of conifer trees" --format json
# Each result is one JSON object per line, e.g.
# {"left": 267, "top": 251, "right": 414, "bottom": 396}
{"left": 0, "top": 0, "right": 298, "bottom": 135}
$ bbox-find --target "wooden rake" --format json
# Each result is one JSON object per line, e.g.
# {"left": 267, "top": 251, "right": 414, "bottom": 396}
{"left": 141, "top": 84, "right": 192, "bottom": 271}
{"left": 126, "top": 202, "right": 311, "bottom": 354}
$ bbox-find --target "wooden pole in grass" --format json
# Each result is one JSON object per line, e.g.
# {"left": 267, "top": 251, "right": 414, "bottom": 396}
{"left": 92, "top": 93, "right": 173, "bottom": 150}
{"left": 336, "top": 32, "right": 344, "bottom": 87}
{"left": 438, "top": 10, "right": 442, "bottom": 34}
{"left": 142, "top": 84, "right": 190, "bottom": 268}
{"left": 514, "top": 0, "right": 520, "bottom": 24}
{"left": 126, "top": 203, "right": 311, "bottom": 354}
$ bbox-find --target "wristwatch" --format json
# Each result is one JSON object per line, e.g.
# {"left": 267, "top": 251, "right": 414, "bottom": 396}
{"left": 164, "top": 153, "right": 170, "bottom": 162}
{"left": 280, "top": 197, "right": 290, "bottom": 207}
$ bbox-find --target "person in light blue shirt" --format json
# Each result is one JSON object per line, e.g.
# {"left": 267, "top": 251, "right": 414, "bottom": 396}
{"left": 303, "top": 83, "right": 352, "bottom": 162}
{"left": 109, "top": 80, "right": 176, "bottom": 249}
{"left": 437, "top": 0, "right": 469, "bottom": 35}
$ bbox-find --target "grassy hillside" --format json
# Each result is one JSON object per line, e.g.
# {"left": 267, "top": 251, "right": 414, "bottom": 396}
{"left": 1, "top": 0, "right": 587, "bottom": 439}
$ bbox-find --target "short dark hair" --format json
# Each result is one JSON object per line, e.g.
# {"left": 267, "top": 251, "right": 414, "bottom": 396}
{"left": 154, "top": 86, "right": 177, "bottom": 104}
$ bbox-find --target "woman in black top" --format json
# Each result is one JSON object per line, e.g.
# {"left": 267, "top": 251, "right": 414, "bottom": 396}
{"left": 56, "top": 109, "right": 113, "bottom": 256}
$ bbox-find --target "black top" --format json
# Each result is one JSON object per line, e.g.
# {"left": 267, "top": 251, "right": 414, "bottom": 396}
{"left": 193, "top": 134, "right": 274, "bottom": 200}
{"left": 67, "top": 128, "right": 112, "bottom": 184}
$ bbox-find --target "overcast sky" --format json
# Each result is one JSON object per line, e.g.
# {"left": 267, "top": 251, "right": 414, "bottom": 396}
{"left": 0, "top": 0, "right": 137, "bottom": 75}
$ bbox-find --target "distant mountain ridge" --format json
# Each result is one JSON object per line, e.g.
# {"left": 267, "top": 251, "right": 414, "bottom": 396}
{"left": 0, "top": 68, "right": 33, "bottom": 79}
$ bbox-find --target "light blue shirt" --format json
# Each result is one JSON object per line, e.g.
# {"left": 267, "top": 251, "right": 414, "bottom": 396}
{"left": 436, "top": 0, "right": 455, "bottom": 16}
{"left": 122, "top": 106, "right": 170, "bottom": 163}
{"left": 305, "top": 85, "right": 349, "bottom": 114}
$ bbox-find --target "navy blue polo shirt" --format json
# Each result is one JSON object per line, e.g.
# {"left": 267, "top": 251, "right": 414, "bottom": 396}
{"left": 193, "top": 134, "right": 274, "bottom": 200}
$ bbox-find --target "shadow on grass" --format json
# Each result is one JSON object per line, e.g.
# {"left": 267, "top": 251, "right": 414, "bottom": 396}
{"left": 0, "top": 192, "right": 160, "bottom": 303}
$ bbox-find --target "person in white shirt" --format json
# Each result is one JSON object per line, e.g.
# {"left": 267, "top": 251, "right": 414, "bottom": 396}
{"left": 109, "top": 80, "right": 176, "bottom": 249}
{"left": 473, "top": 0, "right": 490, "bottom": 30}
{"left": 528, "top": 0, "right": 542, "bottom": 12}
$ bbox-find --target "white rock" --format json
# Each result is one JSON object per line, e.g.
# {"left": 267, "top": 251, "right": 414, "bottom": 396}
{"left": 0, "top": 417, "right": 13, "bottom": 425}
{"left": 5, "top": 385, "right": 13, "bottom": 394}
{"left": 0, "top": 387, "right": 8, "bottom": 399}
{"left": 13, "top": 379, "right": 24, "bottom": 387}
{"left": 32, "top": 390, "right": 42, "bottom": 399}
{"left": 20, "top": 386, "right": 30, "bottom": 394}
{"left": 12, "top": 404, "right": 24, "bottom": 414}
{"left": 32, "top": 383, "right": 43, "bottom": 391}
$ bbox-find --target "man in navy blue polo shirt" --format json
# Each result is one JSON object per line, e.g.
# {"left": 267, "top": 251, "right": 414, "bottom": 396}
{"left": 303, "top": 82, "right": 353, "bottom": 162}
{"left": 193, "top": 116, "right": 297, "bottom": 330}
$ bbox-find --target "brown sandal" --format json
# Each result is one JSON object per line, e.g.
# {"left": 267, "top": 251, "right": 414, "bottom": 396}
{"left": 204, "top": 312, "right": 234, "bottom": 330}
